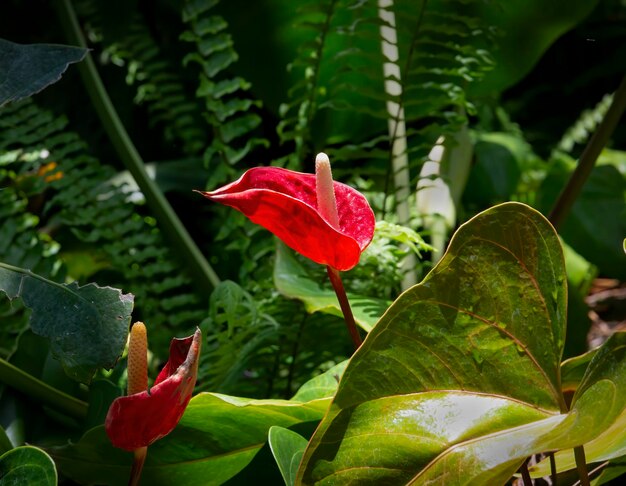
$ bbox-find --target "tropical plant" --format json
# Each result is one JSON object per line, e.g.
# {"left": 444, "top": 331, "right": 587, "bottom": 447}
{"left": 0, "top": 0, "right": 625, "bottom": 485}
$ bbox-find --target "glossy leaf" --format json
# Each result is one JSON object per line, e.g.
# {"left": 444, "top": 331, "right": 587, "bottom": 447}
{"left": 0, "top": 38, "right": 87, "bottom": 107}
{"left": 297, "top": 202, "right": 570, "bottom": 484}
{"left": 197, "top": 166, "right": 375, "bottom": 271}
{"left": 105, "top": 329, "right": 201, "bottom": 451}
{"left": 274, "top": 243, "right": 388, "bottom": 332}
{"left": 0, "top": 263, "right": 133, "bottom": 383}
{"left": 269, "top": 427, "right": 308, "bottom": 486}
{"left": 530, "top": 332, "right": 626, "bottom": 478}
{"left": 49, "top": 364, "right": 342, "bottom": 484}
{"left": 0, "top": 446, "right": 57, "bottom": 485}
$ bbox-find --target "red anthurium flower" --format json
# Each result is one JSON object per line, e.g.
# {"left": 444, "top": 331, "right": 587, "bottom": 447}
{"left": 196, "top": 157, "right": 375, "bottom": 271}
{"left": 105, "top": 325, "right": 202, "bottom": 451}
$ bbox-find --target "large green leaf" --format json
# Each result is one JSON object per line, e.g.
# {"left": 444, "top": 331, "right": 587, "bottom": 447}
{"left": 274, "top": 243, "right": 388, "bottom": 332}
{"left": 0, "top": 38, "right": 86, "bottom": 107}
{"left": 0, "top": 263, "right": 133, "bottom": 383}
{"left": 297, "top": 202, "right": 570, "bottom": 484}
{"left": 48, "top": 364, "right": 343, "bottom": 485}
{"left": 530, "top": 333, "right": 626, "bottom": 478}
{"left": 0, "top": 446, "right": 57, "bottom": 485}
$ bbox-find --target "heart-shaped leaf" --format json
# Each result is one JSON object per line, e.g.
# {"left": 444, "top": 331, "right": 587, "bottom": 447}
{"left": 297, "top": 202, "right": 570, "bottom": 484}
{"left": 0, "top": 263, "right": 133, "bottom": 383}
{"left": 0, "top": 446, "right": 57, "bottom": 485}
{"left": 0, "top": 38, "right": 87, "bottom": 107}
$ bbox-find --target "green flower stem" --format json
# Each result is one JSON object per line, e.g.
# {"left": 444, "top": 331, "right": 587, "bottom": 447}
{"left": 326, "top": 266, "right": 362, "bottom": 349}
{"left": 549, "top": 74, "right": 626, "bottom": 230}
{"left": 574, "top": 445, "right": 590, "bottom": 486}
{"left": 129, "top": 446, "right": 148, "bottom": 486}
{"left": 0, "top": 357, "right": 88, "bottom": 420}
{"left": 519, "top": 458, "right": 532, "bottom": 486}
{"left": 54, "top": 0, "right": 220, "bottom": 296}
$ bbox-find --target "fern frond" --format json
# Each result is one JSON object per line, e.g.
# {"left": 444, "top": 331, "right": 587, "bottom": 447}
{"left": 0, "top": 99, "right": 207, "bottom": 356}
{"left": 557, "top": 92, "right": 614, "bottom": 154}
{"left": 75, "top": 0, "right": 208, "bottom": 155}
{"left": 181, "top": 0, "right": 269, "bottom": 187}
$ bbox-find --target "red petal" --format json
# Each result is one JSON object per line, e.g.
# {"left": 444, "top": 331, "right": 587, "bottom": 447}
{"left": 105, "top": 329, "right": 202, "bottom": 451}
{"left": 197, "top": 167, "right": 375, "bottom": 271}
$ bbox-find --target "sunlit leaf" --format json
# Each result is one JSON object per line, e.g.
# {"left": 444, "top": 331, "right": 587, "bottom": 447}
{"left": 297, "top": 202, "right": 571, "bottom": 484}
{"left": 269, "top": 427, "right": 308, "bottom": 486}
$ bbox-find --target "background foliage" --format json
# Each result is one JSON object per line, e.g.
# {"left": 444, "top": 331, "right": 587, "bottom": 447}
{"left": 0, "top": 0, "right": 625, "bottom": 484}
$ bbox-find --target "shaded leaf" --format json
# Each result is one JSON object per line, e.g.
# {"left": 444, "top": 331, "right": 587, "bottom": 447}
{"left": 0, "top": 263, "right": 133, "bottom": 383}
{"left": 0, "top": 428, "right": 12, "bottom": 456}
{"left": 537, "top": 154, "right": 626, "bottom": 279}
{"left": 274, "top": 243, "right": 388, "bottom": 332}
{"left": 269, "top": 427, "right": 308, "bottom": 486}
{"left": 0, "top": 446, "right": 57, "bottom": 485}
{"left": 0, "top": 38, "right": 86, "bottom": 107}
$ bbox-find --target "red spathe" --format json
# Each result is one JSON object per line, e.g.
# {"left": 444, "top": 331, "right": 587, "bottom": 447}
{"left": 105, "top": 328, "right": 202, "bottom": 451}
{"left": 197, "top": 167, "right": 375, "bottom": 271}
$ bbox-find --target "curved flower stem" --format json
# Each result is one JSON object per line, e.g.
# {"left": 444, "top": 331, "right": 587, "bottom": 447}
{"left": 129, "top": 446, "right": 147, "bottom": 486}
{"left": 327, "top": 266, "right": 362, "bottom": 349}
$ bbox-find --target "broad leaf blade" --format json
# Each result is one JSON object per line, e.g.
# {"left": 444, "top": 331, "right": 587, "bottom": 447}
{"left": 531, "top": 332, "right": 626, "bottom": 478}
{"left": 297, "top": 202, "right": 568, "bottom": 484}
{"left": 0, "top": 263, "right": 133, "bottom": 383}
{"left": 411, "top": 332, "right": 626, "bottom": 484}
{"left": 48, "top": 392, "right": 331, "bottom": 485}
{"left": 0, "top": 446, "right": 57, "bottom": 485}
{"left": 0, "top": 38, "right": 87, "bottom": 106}
{"left": 269, "top": 427, "right": 308, "bottom": 486}
{"left": 49, "top": 363, "right": 342, "bottom": 484}
{"left": 274, "top": 243, "right": 388, "bottom": 332}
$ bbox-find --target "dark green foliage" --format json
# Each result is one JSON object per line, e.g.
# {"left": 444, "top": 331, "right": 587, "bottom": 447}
{"left": 0, "top": 99, "right": 206, "bottom": 357}
{"left": 75, "top": 0, "right": 208, "bottom": 156}
{"left": 0, "top": 38, "right": 86, "bottom": 107}
{"left": 181, "top": 0, "right": 269, "bottom": 187}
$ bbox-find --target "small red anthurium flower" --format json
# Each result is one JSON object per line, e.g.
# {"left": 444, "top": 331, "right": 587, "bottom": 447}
{"left": 105, "top": 322, "right": 201, "bottom": 451}
{"left": 195, "top": 154, "right": 375, "bottom": 271}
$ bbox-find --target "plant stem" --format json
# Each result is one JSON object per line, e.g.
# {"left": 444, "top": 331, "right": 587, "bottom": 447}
{"left": 549, "top": 74, "right": 626, "bottom": 229}
{"left": 549, "top": 452, "right": 557, "bottom": 486}
{"left": 129, "top": 446, "right": 148, "bottom": 486}
{"left": 326, "top": 266, "right": 362, "bottom": 349}
{"left": 519, "top": 457, "right": 533, "bottom": 486}
{"left": 574, "top": 445, "right": 591, "bottom": 486}
{"left": 54, "top": 0, "right": 220, "bottom": 297}
{"left": 0, "top": 357, "right": 88, "bottom": 419}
